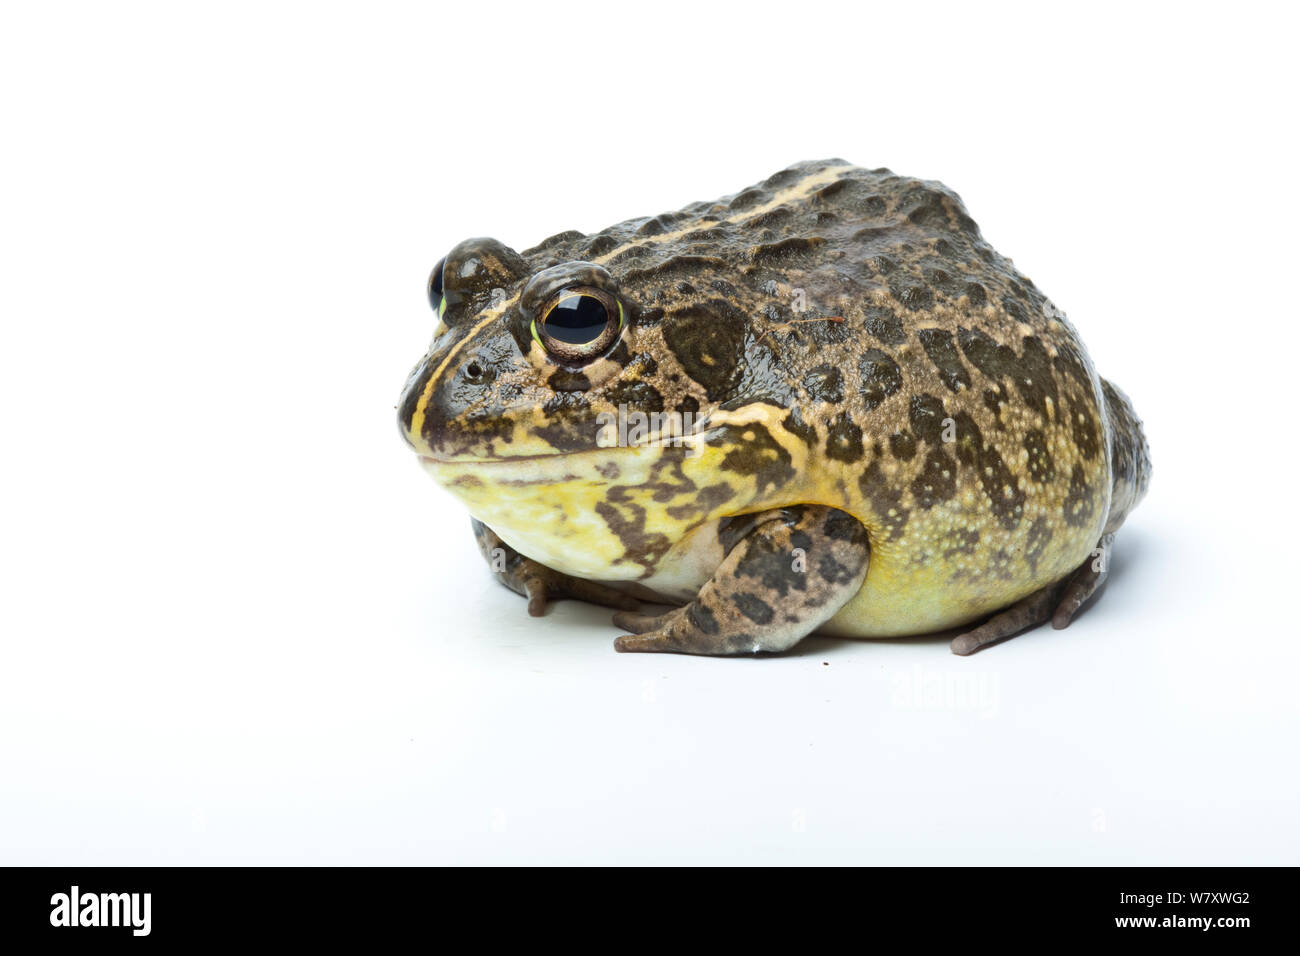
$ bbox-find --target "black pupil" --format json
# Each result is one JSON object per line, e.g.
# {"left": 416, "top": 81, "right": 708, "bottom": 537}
{"left": 545, "top": 294, "right": 610, "bottom": 344}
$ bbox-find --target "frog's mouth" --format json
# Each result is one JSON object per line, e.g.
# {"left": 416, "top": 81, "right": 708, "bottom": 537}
{"left": 417, "top": 425, "right": 709, "bottom": 470}
{"left": 418, "top": 453, "right": 557, "bottom": 466}
{"left": 417, "top": 437, "right": 701, "bottom": 484}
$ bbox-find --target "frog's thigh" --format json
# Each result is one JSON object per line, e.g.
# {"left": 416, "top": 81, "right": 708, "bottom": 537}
{"left": 613, "top": 506, "right": 869, "bottom": 656}
{"left": 950, "top": 533, "right": 1114, "bottom": 656}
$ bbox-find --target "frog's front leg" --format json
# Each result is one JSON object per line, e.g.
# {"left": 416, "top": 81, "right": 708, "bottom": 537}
{"left": 612, "top": 506, "right": 869, "bottom": 656}
{"left": 471, "top": 518, "right": 641, "bottom": 616}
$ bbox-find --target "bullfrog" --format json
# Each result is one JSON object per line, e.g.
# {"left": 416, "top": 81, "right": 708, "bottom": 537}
{"left": 398, "top": 160, "right": 1151, "bottom": 656}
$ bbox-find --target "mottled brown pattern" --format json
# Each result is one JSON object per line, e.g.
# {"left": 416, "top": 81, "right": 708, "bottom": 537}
{"left": 399, "top": 160, "right": 1152, "bottom": 651}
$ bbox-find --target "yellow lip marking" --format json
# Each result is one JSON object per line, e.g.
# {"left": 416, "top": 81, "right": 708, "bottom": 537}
{"left": 409, "top": 165, "right": 853, "bottom": 448}
{"left": 409, "top": 293, "right": 520, "bottom": 446}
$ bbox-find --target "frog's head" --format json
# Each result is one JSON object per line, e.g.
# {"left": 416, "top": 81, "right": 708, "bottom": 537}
{"left": 396, "top": 231, "right": 791, "bottom": 576}
{"left": 396, "top": 228, "right": 783, "bottom": 465}
{"left": 400, "top": 237, "right": 653, "bottom": 464}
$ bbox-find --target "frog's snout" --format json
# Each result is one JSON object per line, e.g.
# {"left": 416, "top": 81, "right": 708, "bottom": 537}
{"left": 398, "top": 361, "right": 454, "bottom": 458}
{"left": 398, "top": 344, "right": 517, "bottom": 462}
{"left": 399, "top": 353, "right": 463, "bottom": 458}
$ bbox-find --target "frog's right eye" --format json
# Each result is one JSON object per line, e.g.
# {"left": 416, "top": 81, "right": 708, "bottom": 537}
{"left": 532, "top": 287, "right": 624, "bottom": 364}
{"left": 427, "top": 257, "right": 447, "bottom": 318}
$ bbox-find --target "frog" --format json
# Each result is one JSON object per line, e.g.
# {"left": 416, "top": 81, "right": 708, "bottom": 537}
{"left": 398, "top": 160, "right": 1151, "bottom": 656}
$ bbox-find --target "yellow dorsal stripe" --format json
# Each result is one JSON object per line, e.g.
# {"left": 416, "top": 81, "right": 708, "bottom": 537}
{"left": 591, "top": 164, "right": 853, "bottom": 266}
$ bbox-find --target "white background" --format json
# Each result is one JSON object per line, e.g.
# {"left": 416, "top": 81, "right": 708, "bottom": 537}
{"left": 2, "top": 1, "right": 1297, "bottom": 865}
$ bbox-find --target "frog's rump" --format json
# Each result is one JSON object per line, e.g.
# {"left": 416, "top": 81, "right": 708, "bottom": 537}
{"left": 1099, "top": 378, "right": 1151, "bottom": 535}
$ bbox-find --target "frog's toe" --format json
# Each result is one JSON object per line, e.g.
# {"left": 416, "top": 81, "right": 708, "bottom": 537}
{"left": 1051, "top": 533, "right": 1113, "bottom": 629}
{"left": 612, "top": 605, "right": 742, "bottom": 654}
{"left": 949, "top": 585, "right": 1058, "bottom": 655}
{"left": 613, "top": 631, "right": 677, "bottom": 654}
{"left": 950, "top": 533, "right": 1117, "bottom": 654}
{"left": 521, "top": 568, "right": 640, "bottom": 616}
{"left": 612, "top": 609, "right": 674, "bottom": 634}
{"left": 612, "top": 608, "right": 699, "bottom": 654}
{"left": 520, "top": 572, "right": 552, "bottom": 616}
{"left": 558, "top": 575, "right": 641, "bottom": 613}
{"left": 612, "top": 608, "right": 692, "bottom": 653}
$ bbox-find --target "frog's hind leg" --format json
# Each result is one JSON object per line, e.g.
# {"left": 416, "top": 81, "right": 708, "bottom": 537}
{"left": 471, "top": 518, "right": 640, "bottom": 616}
{"left": 1051, "top": 532, "right": 1113, "bottom": 629}
{"left": 948, "top": 584, "right": 1060, "bottom": 656}
{"left": 949, "top": 533, "right": 1113, "bottom": 655}
{"left": 612, "top": 506, "right": 869, "bottom": 655}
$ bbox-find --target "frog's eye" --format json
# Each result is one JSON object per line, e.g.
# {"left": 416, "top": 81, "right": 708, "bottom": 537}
{"left": 427, "top": 257, "right": 447, "bottom": 318}
{"left": 531, "top": 287, "right": 624, "bottom": 363}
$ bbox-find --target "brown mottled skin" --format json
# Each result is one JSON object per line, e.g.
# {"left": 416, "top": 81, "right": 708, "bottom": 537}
{"left": 399, "top": 160, "right": 1151, "bottom": 656}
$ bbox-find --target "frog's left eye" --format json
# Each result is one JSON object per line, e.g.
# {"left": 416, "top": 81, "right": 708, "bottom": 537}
{"left": 427, "top": 257, "right": 447, "bottom": 318}
{"left": 531, "top": 287, "right": 624, "bottom": 363}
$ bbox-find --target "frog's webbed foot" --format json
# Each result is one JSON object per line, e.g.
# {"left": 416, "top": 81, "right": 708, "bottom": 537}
{"left": 950, "top": 533, "right": 1114, "bottom": 655}
{"left": 471, "top": 519, "right": 640, "bottom": 616}
{"left": 612, "top": 506, "right": 869, "bottom": 656}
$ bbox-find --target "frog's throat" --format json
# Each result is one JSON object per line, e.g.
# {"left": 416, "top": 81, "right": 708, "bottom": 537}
{"left": 417, "top": 438, "right": 742, "bottom": 581}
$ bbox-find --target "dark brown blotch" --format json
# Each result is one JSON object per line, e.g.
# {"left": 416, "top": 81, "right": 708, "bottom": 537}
{"left": 823, "top": 508, "right": 863, "bottom": 542}
{"left": 917, "top": 328, "right": 972, "bottom": 393}
{"left": 605, "top": 378, "right": 664, "bottom": 414}
{"left": 782, "top": 406, "right": 818, "bottom": 447}
{"left": 732, "top": 593, "right": 775, "bottom": 625}
{"left": 595, "top": 494, "right": 673, "bottom": 576}
{"left": 712, "top": 424, "right": 796, "bottom": 495}
{"left": 749, "top": 236, "right": 824, "bottom": 263}
{"left": 858, "top": 460, "right": 910, "bottom": 540}
{"left": 1023, "top": 429, "right": 1056, "bottom": 483}
{"left": 859, "top": 348, "right": 903, "bottom": 410}
{"left": 825, "top": 412, "right": 864, "bottom": 463}
{"left": 1013, "top": 336, "right": 1059, "bottom": 420}
{"left": 889, "top": 430, "right": 917, "bottom": 461}
{"left": 958, "top": 328, "right": 1058, "bottom": 420}
{"left": 862, "top": 305, "right": 907, "bottom": 346}
{"left": 1064, "top": 464, "right": 1097, "bottom": 528}
{"left": 733, "top": 522, "right": 811, "bottom": 599}
{"left": 802, "top": 364, "right": 844, "bottom": 403}
{"left": 661, "top": 299, "right": 747, "bottom": 401}
{"left": 889, "top": 274, "right": 934, "bottom": 311}
{"left": 908, "top": 393, "right": 948, "bottom": 444}
{"left": 950, "top": 411, "right": 1024, "bottom": 530}
{"left": 911, "top": 448, "right": 958, "bottom": 510}
{"left": 666, "top": 483, "right": 734, "bottom": 520}
{"left": 1069, "top": 398, "right": 1101, "bottom": 460}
